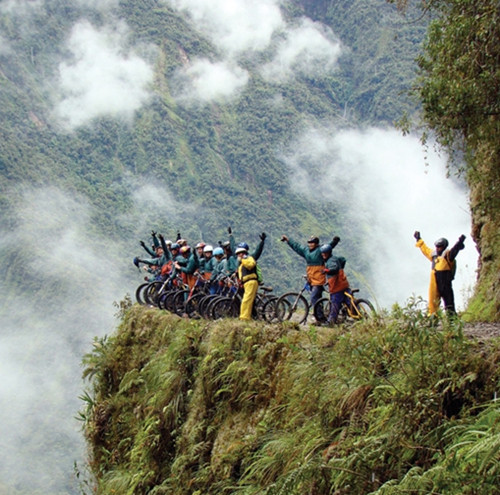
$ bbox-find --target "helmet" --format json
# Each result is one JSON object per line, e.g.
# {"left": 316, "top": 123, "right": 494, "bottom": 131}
{"left": 213, "top": 247, "right": 224, "bottom": 256}
{"left": 320, "top": 244, "right": 332, "bottom": 254}
{"left": 203, "top": 244, "right": 213, "bottom": 253}
{"left": 235, "top": 247, "right": 248, "bottom": 255}
{"left": 221, "top": 241, "right": 231, "bottom": 249}
{"left": 178, "top": 238, "right": 187, "bottom": 246}
{"left": 434, "top": 238, "right": 449, "bottom": 249}
{"left": 308, "top": 235, "right": 320, "bottom": 244}
{"left": 195, "top": 242, "right": 206, "bottom": 249}
{"left": 180, "top": 245, "right": 191, "bottom": 254}
{"left": 237, "top": 242, "right": 249, "bottom": 251}
{"left": 171, "top": 243, "right": 180, "bottom": 250}
{"left": 165, "top": 240, "right": 172, "bottom": 246}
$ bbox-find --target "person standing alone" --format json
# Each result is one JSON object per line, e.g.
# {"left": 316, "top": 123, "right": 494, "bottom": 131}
{"left": 414, "top": 231, "right": 466, "bottom": 315}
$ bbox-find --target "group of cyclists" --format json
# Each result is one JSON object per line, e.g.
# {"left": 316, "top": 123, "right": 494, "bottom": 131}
{"left": 133, "top": 227, "right": 351, "bottom": 324}
{"left": 133, "top": 226, "right": 467, "bottom": 322}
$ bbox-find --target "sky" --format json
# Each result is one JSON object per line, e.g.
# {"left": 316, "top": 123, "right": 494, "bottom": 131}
{"left": 0, "top": 0, "right": 477, "bottom": 493}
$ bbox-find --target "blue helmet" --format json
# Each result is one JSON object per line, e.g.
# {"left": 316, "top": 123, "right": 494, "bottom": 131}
{"left": 213, "top": 247, "right": 224, "bottom": 256}
{"left": 320, "top": 244, "right": 332, "bottom": 254}
{"left": 171, "top": 243, "right": 180, "bottom": 250}
{"left": 237, "top": 242, "right": 249, "bottom": 251}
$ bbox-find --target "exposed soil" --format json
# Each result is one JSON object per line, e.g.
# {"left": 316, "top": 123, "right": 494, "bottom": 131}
{"left": 464, "top": 322, "right": 500, "bottom": 342}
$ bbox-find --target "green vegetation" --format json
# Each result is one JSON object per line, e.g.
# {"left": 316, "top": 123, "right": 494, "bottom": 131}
{"left": 400, "top": 0, "right": 500, "bottom": 319}
{"left": 81, "top": 304, "right": 500, "bottom": 494}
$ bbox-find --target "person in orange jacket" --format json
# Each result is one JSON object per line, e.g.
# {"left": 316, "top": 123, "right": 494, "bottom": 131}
{"left": 320, "top": 244, "right": 350, "bottom": 324}
{"left": 414, "top": 231, "right": 466, "bottom": 315}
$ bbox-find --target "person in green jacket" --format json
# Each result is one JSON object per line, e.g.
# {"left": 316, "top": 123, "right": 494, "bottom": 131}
{"left": 210, "top": 247, "right": 227, "bottom": 294}
{"left": 281, "top": 233, "right": 340, "bottom": 314}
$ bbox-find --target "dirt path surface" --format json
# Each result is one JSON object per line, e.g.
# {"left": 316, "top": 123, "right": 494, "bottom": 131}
{"left": 464, "top": 322, "right": 500, "bottom": 342}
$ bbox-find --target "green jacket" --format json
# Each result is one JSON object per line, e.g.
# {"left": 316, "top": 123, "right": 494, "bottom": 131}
{"left": 204, "top": 256, "right": 217, "bottom": 273}
{"left": 177, "top": 253, "right": 198, "bottom": 275}
{"left": 286, "top": 237, "right": 337, "bottom": 286}
{"left": 211, "top": 257, "right": 228, "bottom": 281}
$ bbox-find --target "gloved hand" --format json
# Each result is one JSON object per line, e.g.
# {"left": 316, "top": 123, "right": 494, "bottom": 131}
{"left": 332, "top": 236, "right": 340, "bottom": 247}
{"left": 260, "top": 232, "right": 266, "bottom": 241}
{"left": 158, "top": 233, "right": 164, "bottom": 240}
{"left": 140, "top": 240, "right": 146, "bottom": 248}
{"left": 459, "top": 234, "right": 466, "bottom": 243}
{"left": 177, "top": 231, "right": 181, "bottom": 240}
{"left": 281, "top": 235, "right": 288, "bottom": 242}
{"left": 151, "top": 230, "right": 157, "bottom": 237}
{"left": 414, "top": 231, "right": 421, "bottom": 241}
{"left": 228, "top": 226, "right": 232, "bottom": 234}
{"left": 133, "top": 257, "right": 140, "bottom": 268}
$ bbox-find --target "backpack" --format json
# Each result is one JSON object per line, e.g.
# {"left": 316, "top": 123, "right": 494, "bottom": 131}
{"left": 256, "top": 263, "right": 263, "bottom": 284}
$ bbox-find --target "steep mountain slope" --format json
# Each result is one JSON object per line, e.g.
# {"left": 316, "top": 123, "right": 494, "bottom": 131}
{"left": 81, "top": 305, "right": 500, "bottom": 494}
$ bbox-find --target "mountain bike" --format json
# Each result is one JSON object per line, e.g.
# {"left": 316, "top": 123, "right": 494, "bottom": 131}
{"left": 274, "top": 276, "right": 312, "bottom": 324}
{"left": 312, "top": 289, "right": 375, "bottom": 325}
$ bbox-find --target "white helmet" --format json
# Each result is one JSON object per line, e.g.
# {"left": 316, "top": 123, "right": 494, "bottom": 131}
{"left": 203, "top": 244, "right": 214, "bottom": 253}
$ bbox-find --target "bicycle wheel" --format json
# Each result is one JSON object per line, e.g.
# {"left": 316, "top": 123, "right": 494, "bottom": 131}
{"left": 163, "top": 290, "right": 180, "bottom": 312}
{"left": 184, "top": 292, "right": 205, "bottom": 318}
{"left": 275, "top": 292, "right": 309, "bottom": 324}
{"left": 313, "top": 298, "right": 330, "bottom": 324}
{"left": 172, "top": 290, "right": 190, "bottom": 316}
{"left": 135, "top": 282, "right": 150, "bottom": 305}
{"left": 253, "top": 293, "right": 271, "bottom": 320}
{"left": 262, "top": 296, "right": 279, "bottom": 322}
{"left": 198, "top": 294, "right": 218, "bottom": 319}
{"left": 352, "top": 298, "right": 375, "bottom": 319}
{"left": 211, "top": 297, "right": 239, "bottom": 320}
{"left": 144, "top": 281, "right": 165, "bottom": 306}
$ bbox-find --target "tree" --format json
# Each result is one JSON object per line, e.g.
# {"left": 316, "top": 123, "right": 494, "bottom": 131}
{"left": 395, "top": 0, "right": 500, "bottom": 320}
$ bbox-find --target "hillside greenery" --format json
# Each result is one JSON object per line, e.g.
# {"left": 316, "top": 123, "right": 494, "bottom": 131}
{"left": 80, "top": 304, "right": 500, "bottom": 494}
{"left": 0, "top": 0, "right": 430, "bottom": 305}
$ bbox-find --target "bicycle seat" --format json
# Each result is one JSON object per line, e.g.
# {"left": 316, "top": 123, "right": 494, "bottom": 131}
{"left": 259, "top": 286, "right": 273, "bottom": 292}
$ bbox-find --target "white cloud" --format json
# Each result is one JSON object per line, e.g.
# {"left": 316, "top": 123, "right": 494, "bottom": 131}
{"left": 165, "top": 0, "right": 284, "bottom": 57}
{"left": 173, "top": 58, "right": 249, "bottom": 103}
{"left": 261, "top": 18, "right": 342, "bottom": 82}
{"left": 54, "top": 20, "right": 154, "bottom": 129}
{"left": 282, "top": 126, "right": 477, "bottom": 311}
{"left": 0, "top": 186, "right": 132, "bottom": 492}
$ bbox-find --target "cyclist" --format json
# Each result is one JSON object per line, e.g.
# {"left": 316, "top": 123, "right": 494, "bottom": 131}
{"left": 227, "top": 226, "right": 267, "bottom": 261}
{"left": 194, "top": 242, "right": 206, "bottom": 274}
{"left": 139, "top": 230, "right": 160, "bottom": 257}
{"left": 281, "top": 233, "right": 340, "bottom": 315}
{"left": 236, "top": 245, "right": 259, "bottom": 320}
{"left": 414, "top": 231, "right": 466, "bottom": 315}
{"left": 210, "top": 247, "right": 227, "bottom": 294}
{"left": 174, "top": 245, "right": 199, "bottom": 289}
{"left": 202, "top": 245, "right": 216, "bottom": 280}
{"left": 320, "top": 244, "right": 350, "bottom": 324}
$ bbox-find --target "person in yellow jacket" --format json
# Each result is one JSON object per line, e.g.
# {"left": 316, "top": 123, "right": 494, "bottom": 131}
{"left": 414, "top": 231, "right": 466, "bottom": 315}
{"left": 236, "top": 245, "right": 259, "bottom": 321}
